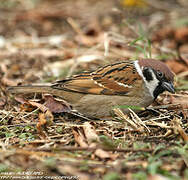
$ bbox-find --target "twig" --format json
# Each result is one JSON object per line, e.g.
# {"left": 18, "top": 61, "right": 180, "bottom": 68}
{"left": 1, "top": 123, "right": 36, "bottom": 128}
{"left": 27, "top": 146, "right": 154, "bottom": 153}
{"left": 113, "top": 108, "right": 138, "bottom": 129}
{"left": 144, "top": 115, "right": 171, "bottom": 122}
{"left": 129, "top": 108, "right": 150, "bottom": 132}
{"left": 146, "top": 104, "right": 180, "bottom": 110}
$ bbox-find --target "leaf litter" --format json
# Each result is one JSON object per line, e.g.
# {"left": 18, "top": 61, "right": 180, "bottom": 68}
{"left": 0, "top": 0, "right": 188, "bottom": 179}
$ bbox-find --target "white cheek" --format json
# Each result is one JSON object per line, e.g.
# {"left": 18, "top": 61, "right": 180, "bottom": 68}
{"left": 144, "top": 75, "right": 159, "bottom": 98}
{"left": 134, "top": 60, "right": 159, "bottom": 98}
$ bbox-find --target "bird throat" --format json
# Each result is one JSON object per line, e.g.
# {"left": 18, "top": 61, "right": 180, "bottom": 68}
{"left": 153, "top": 82, "right": 165, "bottom": 99}
{"left": 134, "top": 60, "right": 160, "bottom": 99}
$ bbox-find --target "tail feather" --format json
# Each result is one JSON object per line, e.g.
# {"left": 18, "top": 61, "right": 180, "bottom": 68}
{"left": 7, "top": 85, "right": 84, "bottom": 104}
{"left": 7, "top": 85, "right": 52, "bottom": 94}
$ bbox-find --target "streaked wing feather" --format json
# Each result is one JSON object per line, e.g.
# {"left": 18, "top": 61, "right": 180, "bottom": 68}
{"left": 52, "top": 61, "right": 142, "bottom": 95}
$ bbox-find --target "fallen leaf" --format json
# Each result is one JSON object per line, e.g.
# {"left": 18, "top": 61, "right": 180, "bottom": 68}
{"left": 44, "top": 94, "right": 72, "bottom": 113}
{"left": 0, "top": 98, "right": 6, "bottom": 109}
{"left": 169, "top": 94, "right": 188, "bottom": 109}
{"left": 166, "top": 60, "right": 188, "bottom": 74}
{"left": 152, "top": 27, "right": 175, "bottom": 42}
{"left": 20, "top": 103, "right": 36, "bottom": 112}
{"left": 37, "top": 110, "right": 54, "bottom": 137}
{"left": 14, "top": 96, "right": 28, "bottom": 104}
{"left": 175, "top": 26, "right": 188, "bottom": 44}
{"left": 158, "top": 93, "right": 188, "bottom": 118}
{"left": 172, "top": 117, "right": 188, "bottom": 142}
{"left": 73, "top": 127, "right": 88, "bottom": 148}
{"left": 1, "top": 76, "right": 21, "bottom": 86}
{"left": 81, "top": 122, "right": 114, "bottom": 160}
{"left": 179, "top": 44, "right": 188, "bottom": 65}
{"left": 29, "top": 101, "right": 48, "bottom": 112}
{"left": 83, "top": 122, "right": 99, "bottom": 144}
{"left": 95, "top": 148, "right": 111, "bottom": 159}
{"left": 148, "top": 174, "right": 169, "bottom": 180}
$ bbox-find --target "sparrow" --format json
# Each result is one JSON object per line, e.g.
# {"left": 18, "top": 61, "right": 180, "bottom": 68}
{"left": 8, "top": 59, "right": 175, "bottom": 119}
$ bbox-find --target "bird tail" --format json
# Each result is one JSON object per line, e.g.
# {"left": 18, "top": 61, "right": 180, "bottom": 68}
{"left": 7, "top": 85, "right": 52, "bottom": 94}
{"left": 7, "top": 85, "right": 84, "bottom": 104}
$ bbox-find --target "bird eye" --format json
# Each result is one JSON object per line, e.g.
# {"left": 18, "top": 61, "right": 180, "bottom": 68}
{"left": 157, "top": 71, "right": 163, "bottom": 78}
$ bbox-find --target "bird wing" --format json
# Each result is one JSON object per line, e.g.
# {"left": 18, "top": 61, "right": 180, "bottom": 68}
{"left": 52, "top": 62, "right": 142, "bottom": 95}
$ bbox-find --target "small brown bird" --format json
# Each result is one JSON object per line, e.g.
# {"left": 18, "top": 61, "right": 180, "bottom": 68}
{"left": 8, "top": 59, "right": 175, "bottom": 119}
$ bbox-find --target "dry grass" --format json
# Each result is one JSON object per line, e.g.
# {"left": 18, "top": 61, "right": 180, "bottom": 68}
{"left": 0, "top": 0, "right": 187, "bottom": 179}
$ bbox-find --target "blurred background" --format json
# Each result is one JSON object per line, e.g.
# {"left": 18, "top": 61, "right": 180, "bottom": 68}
{"left": 0, "top": 1, "right": 188, "bottom": 180}
{"left": 0, "top": 0, "right": 187, "bottom": 84}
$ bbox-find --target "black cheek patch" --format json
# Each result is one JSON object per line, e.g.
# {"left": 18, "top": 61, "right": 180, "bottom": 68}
{"left": 143, "top": 68, "right": 153, "bottom": 81}
{"left": 153, "top": 82, "right": 164, "bottom": 99}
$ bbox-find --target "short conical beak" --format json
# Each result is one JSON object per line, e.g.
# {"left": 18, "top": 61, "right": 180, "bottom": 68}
{"left": 162, "top": 82, "right": 175, "bottom": 93}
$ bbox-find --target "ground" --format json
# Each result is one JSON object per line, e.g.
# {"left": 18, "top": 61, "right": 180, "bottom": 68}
{"left": 0, "top": 0, "right": 188, "bottom": 180}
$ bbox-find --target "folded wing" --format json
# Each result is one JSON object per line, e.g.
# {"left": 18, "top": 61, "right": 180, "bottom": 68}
{"left": 52, "top": 62, "right": 142, "bottom": 96}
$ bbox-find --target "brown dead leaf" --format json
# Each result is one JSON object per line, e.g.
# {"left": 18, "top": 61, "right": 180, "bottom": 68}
{"left": 1, "top": 76, "right": 20, "bottom": 86}
{"left": 14, "top": 96, "right": 28, "bottom": 104}
{"left": 152, "top": 27, "right": 175, "bottom": 42}
{"left": 148, "top": 174, "right": 169, "bottom": 180}
{"left": 15, "top": 94, "right": 71, "bottom": 114}
{"left": 73, "top": 127, "right": 88, "bottom": 148}
{"left": 15, "top": 8, "right": 70, "bottom": 24}
{"left": 29, "top": 101, "right": 48, "bottom": 112}
{"left": 82, "top": 122, "right": 114, "bottom": 160}
{"left": 44, "top": 94, "right": 72, "bottom": 113}
{"left": 83, "top": 122, "right": 99, "bottom": 144}
{"left": 94, "top": 148, "right": 111, "bottom": 159}
{"left": 159, "top": 93, "right": 188, "bottom": 108}
{"left": 16, "top": 98, "right": 54, "bottom": 135}
{"left": 20, "top": 103, "right": 36, "bottom": 112}
{"left": 72, "top": 124, "right": 113, "bottom": 160}
{"left": 175, "top": 26, "right": 188, "bottom": 44}
{"left": 16, "top": 97, "right": 36, "bottom": 112}
{"left": 15, "top": 97, "right": 48, "bottom": 112}
{"left": 37, "top": 110, "right": 54, "bottom": 137}
{"left": 169, "top": 94, "right": 188, "bottom": 109}
{"left": 179, "top": 44, "right": 188, "bottom": 65}
{"left": 158, "top": 93, "right": 188, "bottom": 118}
{"left": 0, "top": 63, "right": 22, "bottom": 86}
{"left": 75, "top": 33, "right": 104, "bottom": 46}
{"left": 172, "top": 117, "right": 188, "bottom": 142}
{"left": 0, "top": 98, "right": 6, "bottom": 109}
{"left": 166, "top": 60, "right": 188, "bottom": 74}
{"left": 68, "top": 17, "right": 103, "bottom": 46}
